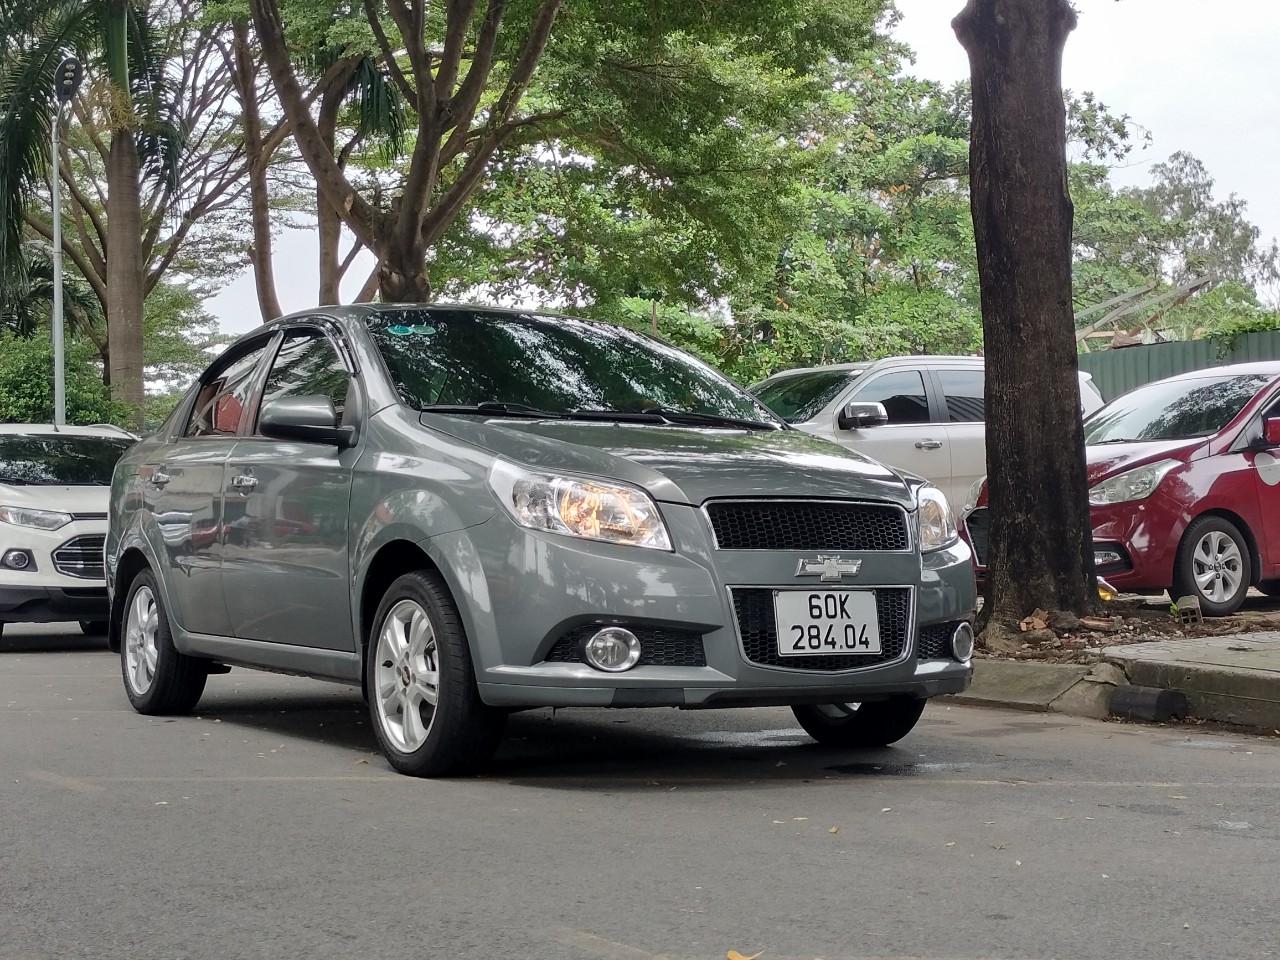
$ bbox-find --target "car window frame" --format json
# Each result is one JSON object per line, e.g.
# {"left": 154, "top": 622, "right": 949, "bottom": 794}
{"left": 1228, "top": 376, "right": 1280, "bottom": 453}
{"left": 932, "top": 365, "right": 986, "bottom": 424}
{"left": 174, "top": 331, "right": 281, "bottom": 443}
{"left": 835, "top": 366, "right": 945, "bottom": 428}
{"left": 244, "top": 319, "right": 361, "bottom": 441}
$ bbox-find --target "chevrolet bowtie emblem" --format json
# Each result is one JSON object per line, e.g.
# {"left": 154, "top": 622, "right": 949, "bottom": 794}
{"left": 796, "top": 556, "right": 862, "bottom": 582}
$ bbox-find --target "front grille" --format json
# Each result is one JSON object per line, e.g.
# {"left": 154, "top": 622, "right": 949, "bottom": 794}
{"left": 964, "top": 507, "right": 989, "bottom": 566}
{"left": 52, "top": 534, "right": 105, "bottom": 580}
{"left": 70, "top": 512, "right": 107, "bottom": 521}
{"left": 545, "top": 626, "right": 707, "bottom": 667}
{"left": 705, "top": 500, "right": 910, "bottom": 551}
{"left": 918, "top": 622, "right": 957, "bottom": 660}
{"left": 732, "top": 588, "right": 910, "bottom": 671}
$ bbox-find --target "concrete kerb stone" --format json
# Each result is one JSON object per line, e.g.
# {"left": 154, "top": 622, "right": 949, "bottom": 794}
{"left": 951, "top": 632, "right": 1280, "bottom": 729}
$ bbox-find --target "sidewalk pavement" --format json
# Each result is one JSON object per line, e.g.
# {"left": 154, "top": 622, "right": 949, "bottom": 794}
{"left": 949, "top": 631, "right": 1280, "bottom": 731}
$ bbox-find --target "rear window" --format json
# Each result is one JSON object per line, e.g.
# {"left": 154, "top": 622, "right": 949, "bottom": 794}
{"left": 0, "top": 434, "right": 133, "bottom": 485}
{"left": 752, "top": 370, "right": 860, "bottom": 424}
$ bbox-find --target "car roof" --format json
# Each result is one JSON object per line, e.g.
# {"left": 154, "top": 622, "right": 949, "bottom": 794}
{"left": 0, "top": 423, "right": 135, "bottom": 438}
{"left": 261, "top": 301, "right": 631, "bottom": 334}
{"left": 1154, "top": 361, "right": 1280, "bottom": 383}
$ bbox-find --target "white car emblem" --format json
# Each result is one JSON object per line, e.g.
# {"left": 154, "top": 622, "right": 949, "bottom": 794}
{"left": 796, "top": 555, "right": 862, "bottom": 582}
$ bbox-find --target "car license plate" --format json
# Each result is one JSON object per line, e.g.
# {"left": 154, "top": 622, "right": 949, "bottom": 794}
{"left": 773, "top": 590, "right": 881, "bottom": 656}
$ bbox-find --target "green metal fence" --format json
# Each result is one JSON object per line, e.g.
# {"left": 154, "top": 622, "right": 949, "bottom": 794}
{"left": 1077, "top": 329, "right": 1280, "bottom": 401}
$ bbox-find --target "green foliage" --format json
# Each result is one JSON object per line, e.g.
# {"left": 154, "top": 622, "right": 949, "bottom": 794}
{"left": 0, "top": 333, "right": 128, "bottom": 424}
{"left": 142, "top": 280, "right": 232, "bottom": 390}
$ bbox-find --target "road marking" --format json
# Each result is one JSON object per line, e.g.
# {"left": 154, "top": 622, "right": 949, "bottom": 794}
{"left": 23, "top": 769, "right": 104, "bottom": 793}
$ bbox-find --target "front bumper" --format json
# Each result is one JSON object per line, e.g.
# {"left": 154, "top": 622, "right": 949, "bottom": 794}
{"left": 456, "top": 501, "right": 977, "bottom": 710}
{"left": 0, "top": 584, "right": 109, "bottom": 623}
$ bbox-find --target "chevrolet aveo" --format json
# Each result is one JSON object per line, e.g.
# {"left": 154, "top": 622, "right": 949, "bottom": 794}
{"left": 107, "top": 306, "right": 976, "bottom": 776}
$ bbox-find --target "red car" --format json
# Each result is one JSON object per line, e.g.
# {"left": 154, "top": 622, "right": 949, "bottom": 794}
{"left": 963, "top": 362, "right": 1280, "bottom": 615}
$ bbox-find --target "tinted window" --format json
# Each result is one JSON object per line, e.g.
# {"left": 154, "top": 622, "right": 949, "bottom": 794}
{"left": 851, "top": 370, "right": 931, "bottom": 425}
{"left": 0, "top": 434, "right": 132, "bottom": 485}
{"left": 258, "top": 330, "right": 350, "bottom": 426}
{"left": 185, "top": 343, "right": 271, "bottom": 439}
{"left": 368, "top": 309, "right": 774, "bottom": 421}
{"left": 938, "top": 370, "right": 985, "bottom": 422}
{"left": 753, "top": 370, "right": 860, "bottom": 424}
{"left": 1085, "top": 374, "right": 1273, "bottom": 444}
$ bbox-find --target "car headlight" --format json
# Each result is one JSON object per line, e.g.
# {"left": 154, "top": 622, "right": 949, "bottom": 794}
{"left": 1088, "top": 459, "right": 1178, "bottom": 506}
{"left": 488, "top": 460, "right": 673, "bottom": 550}
{"left": 917, "top": 485, "right": 957, "bottom": 552}
{"left": 0, "top": 505, "right": 73, "bottom": 530}
{"left": 962, "top": 475, "right": 987, "bottom": 516}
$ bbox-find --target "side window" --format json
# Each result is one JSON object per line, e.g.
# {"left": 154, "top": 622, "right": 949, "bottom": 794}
{"left": 184, "top": 343, "right": 271, "bottom": 439}
{"left": 938, "top": 370, "right": 985, "bottom": 423}
{"left": 850, "top": 370, "right": 930, "bottom": 425}
{"left": 257, "top": 329, "right": 351, "bottom": 430}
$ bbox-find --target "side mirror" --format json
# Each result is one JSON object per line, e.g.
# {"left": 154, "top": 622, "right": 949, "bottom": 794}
{"left": 259, "top": 395, "right": 357, "bottom": 448}
{"left": 838, "top": 401, "right": 889, "bottom": 430}
{"left": 1265, "top": 417, "right": 1280, "bottom": 447}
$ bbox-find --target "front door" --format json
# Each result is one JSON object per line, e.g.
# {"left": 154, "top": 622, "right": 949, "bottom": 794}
{"left": 832, "top": 369, "right": 953, "bottom": 496}
{"left": 148, "top": 339, "right": 274, "bottom": 637}
{"left": 221, "top": 325, "right": 360, "bottom": 651}
{"left": 1248, "top": 394, "right": 1280, "bottom": 578}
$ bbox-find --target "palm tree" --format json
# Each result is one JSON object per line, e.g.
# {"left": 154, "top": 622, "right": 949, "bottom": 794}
{"left": 0, "top": 0, "right": 176, "bottom": 424}
{"left": 0, "top": 237, "right": 104, "bottom": 341}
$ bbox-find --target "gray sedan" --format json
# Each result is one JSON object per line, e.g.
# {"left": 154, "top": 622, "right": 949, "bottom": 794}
{"left": 106, "top": 305, "right": 975, "bottom": 776}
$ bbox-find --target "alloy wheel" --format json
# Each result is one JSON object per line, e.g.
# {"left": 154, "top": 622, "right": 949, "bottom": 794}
{"left": 374, "top": 599, "right": 441, "bottom": 753}
{"left": 124, "top": 585, "right": 159, "bottom": 696}
{"left": 1190, "top": 530, "right": 1244, "bottom": 605}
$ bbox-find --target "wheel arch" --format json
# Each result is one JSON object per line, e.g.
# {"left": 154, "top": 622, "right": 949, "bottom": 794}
{"left": 1179, "top": 508, "right": 1262, "bottom": 588}
{"left": 359, "top": 540, "right": 439, "bottom": 672}
{"left": 108, "top": 547, "right": 152, "bottom": 653}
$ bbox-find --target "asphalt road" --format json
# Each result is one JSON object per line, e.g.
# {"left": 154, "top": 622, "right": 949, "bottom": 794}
{"left": 2, "top": 624, "right": 1278, "bottom": 960}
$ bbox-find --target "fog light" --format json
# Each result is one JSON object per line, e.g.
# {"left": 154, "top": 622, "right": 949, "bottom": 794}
{"left": 2, "top": 549, "right": 33, "bottom": 570}
{"left": 582, "top": 627, "right": 642, "bottom": 672}
{"left": 1094, "top": 549, "right": 1124, "bottom": 567}
{"left": 951, "top": 622, "right": 975, "bottom": 663}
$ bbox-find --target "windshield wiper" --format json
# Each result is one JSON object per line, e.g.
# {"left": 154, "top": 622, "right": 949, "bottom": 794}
{"left": 640, "top": 407, "right": 780, "bottom": 431}
{"left": 420, "top": 401, "right": 566, "bottom": 420}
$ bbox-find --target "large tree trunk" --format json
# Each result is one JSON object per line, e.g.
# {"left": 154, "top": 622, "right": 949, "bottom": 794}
{"left": 953, "top": 0, "right": 1098, "bottom": 628}
{"left": 105, "top": 128, "right": 145, "bottom": 426}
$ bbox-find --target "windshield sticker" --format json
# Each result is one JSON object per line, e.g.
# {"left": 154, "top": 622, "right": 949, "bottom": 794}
{"left": 384, "top": 324, "right": 436, "bottom": 336}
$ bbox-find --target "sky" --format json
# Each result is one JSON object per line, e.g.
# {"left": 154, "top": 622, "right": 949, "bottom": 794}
{"left": 208, "top": 0, "right": 1280, "bottom": 335}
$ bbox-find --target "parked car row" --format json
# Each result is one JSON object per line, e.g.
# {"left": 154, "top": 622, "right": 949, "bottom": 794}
{"left": 9, "top": 311, "right": 1275, "bottom": 777}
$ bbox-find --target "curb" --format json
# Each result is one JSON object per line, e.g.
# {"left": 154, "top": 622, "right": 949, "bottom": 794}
{"left": 948, "top": 633, "right": 1280, "bottom": 730}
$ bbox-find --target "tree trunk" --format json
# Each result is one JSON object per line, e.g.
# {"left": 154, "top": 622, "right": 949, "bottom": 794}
{"left": 378, "top": 251, "right": 432, "bottom": 303}
{"left": 953, "top": 0, "right": 1098, "bottom": 627}
{"left": 105, "top": 128, "right": 144, "bottom": 426}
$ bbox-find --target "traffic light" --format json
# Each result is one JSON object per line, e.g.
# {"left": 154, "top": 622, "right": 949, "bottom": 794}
{"left": 54, "top": 58, "right": 82, "bottom": 104}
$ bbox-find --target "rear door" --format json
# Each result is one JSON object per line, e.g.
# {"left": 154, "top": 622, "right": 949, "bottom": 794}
{"left": 829, "top": 369, "right": 952, "bottom": 493}
{"left": 221, "top": 324, "right": 361, "bottom": 651}
{"left": 146, "top": 337, "right": 275, "bottom": 637}
{"left": 934, "top": 367, "right": 988, "bottom": 511}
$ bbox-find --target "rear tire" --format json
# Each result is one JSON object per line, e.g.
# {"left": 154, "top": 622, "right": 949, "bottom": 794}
{"left": 1172, "top": 516, "right": 1252, "bottom": 617}
{"left": 366, "top": 570, "right": 505, "bottom": 777}
{"left": 793, "top": 697, "right": 926, "bottom": 748}
{"left": 80, "top": 620, "right": 108, "bottom": 636}
{"left": 120, "top": 570, "right": 207, "bottom": 715}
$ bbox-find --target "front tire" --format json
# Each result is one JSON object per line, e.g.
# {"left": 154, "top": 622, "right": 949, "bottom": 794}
{"left": 366, "top": 571, "right": 505, "bottom": 777}
{"left": 793, "top": 697, "right": 927, "bottom": 748}
{"left": 120, "top": 570, "right": 207, "bottom": 714}
{"left": 1172, "top": 516, "right": 1252, "bottom": 616}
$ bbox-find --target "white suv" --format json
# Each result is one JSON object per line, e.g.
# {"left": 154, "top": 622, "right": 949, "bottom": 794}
{"left": 0, "top": 424, "right": 135, "bottom": 637}
{"left": 751, "top": 357, "right": 1104, "bottom": 513}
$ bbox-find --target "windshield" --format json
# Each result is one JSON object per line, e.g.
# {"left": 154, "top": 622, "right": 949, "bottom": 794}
{"left": 368, "top": 309, "right": 778, "bottom": 424}
{"left": 1084, "top": 373, "right": 1272, "bottom": 444}
{"left": 752, "top": 369, "right": 861, "bottom": 424}
{"left": 0, "top": 433, "right": 133, "bottom": 485}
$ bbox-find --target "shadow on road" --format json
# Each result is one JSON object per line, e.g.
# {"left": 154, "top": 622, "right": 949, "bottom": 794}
{"left": 0, "top": 631, "right": 108, "bottom": 654}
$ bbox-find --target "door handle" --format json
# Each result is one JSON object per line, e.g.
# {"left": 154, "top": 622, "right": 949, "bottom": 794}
{"left": 231, "top": 473, "right": 258, "bottom": 491}
{"left": 914, "top": 439, "right": 944, "bottom": 450}
{"left": 150, "top": 468, "right": 171, "bottom": 487}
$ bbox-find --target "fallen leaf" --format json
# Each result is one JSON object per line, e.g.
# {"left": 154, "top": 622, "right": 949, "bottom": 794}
{"left": 1168, "top": 794, "right": 1188, "bottom": 800}
{"left": 793, "top": 818, "right": 808, "bottom": 821}
{"left": 727, "top": 951, "right": 763, "bottom": 960}
{"left": 354, "top": 758, "right": 369, "bottom": 765}
{"left": 944, "top": 842, "right": 955, "bottom": 847}
{"left": 881, "top": 807, "right": 892, "bottom": 813}
{"left": 1014, "top": 860, "right": 1022, "bottom": 866}
{"left": 828, "top": 826, "right": 839, "bottom": 834}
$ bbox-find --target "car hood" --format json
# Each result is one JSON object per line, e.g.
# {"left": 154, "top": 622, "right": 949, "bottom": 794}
{"left": 421, "top": 415, "right": 918, "bottom": 508}
{"left": 1086, "top": 438, "right": 1204, "bottom": 484}
{"left": 0, "top": 483, "right": 110, "bottom": 513}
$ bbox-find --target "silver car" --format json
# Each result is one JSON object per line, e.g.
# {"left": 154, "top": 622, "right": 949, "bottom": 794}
{"left": 107, "top": 306, "right": 975, "bottom": 776}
